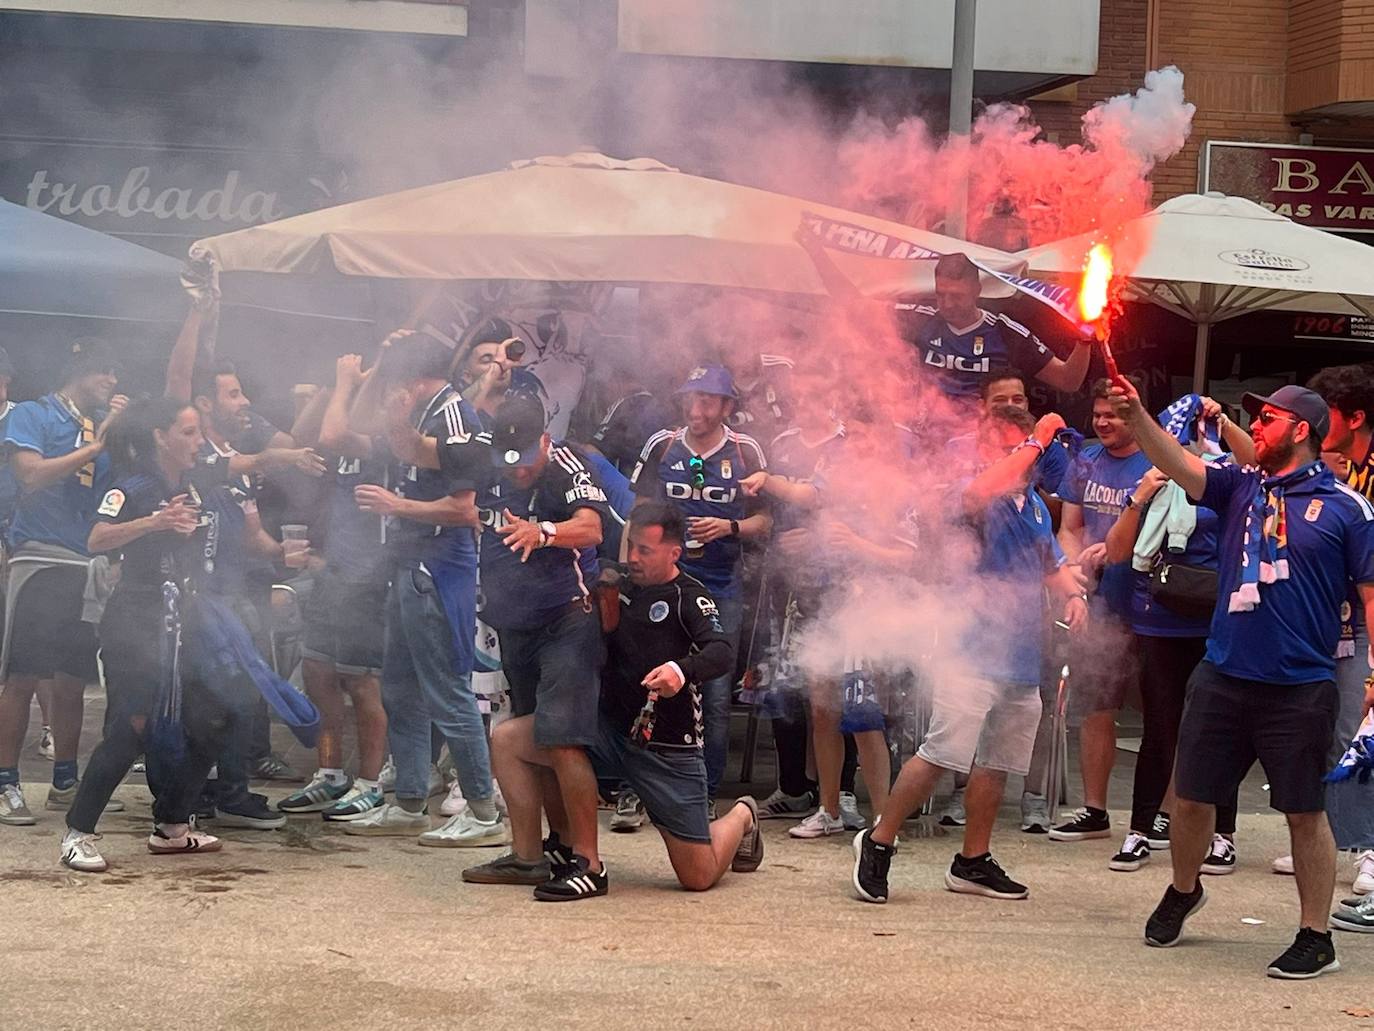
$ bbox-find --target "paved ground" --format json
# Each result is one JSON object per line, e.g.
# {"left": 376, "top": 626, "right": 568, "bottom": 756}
{"left": 2, "top": 696, "right": 1373, "bottom": 1031}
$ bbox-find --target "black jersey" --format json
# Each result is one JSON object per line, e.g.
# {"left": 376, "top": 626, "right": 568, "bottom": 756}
{"left": 601, "top": 572, "right": 733, "bottom": 750}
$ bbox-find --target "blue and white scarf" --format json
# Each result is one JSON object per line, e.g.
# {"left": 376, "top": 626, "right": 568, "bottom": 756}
{"left": 1228, "top": 462, "right": 1324, "bottom": 613}
{"left": 1158, "top": 394, "right": 1223, "bottom": 455}
{"left": 1326, "top": 711, "right": 1374, "bottom": 784}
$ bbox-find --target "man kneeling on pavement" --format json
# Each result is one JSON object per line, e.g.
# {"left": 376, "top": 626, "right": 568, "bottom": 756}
{"left": 447, "top": 396, "right": 761, "bottom": 898}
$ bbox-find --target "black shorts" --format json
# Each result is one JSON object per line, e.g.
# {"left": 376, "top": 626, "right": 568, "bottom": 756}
{"left": 499, "top": 605, "right": 602, "bottom": 749}
{"left": 302, "top": 573, "right": 387, "bottom": 676}
{"left": 1175, "top": 661, "right": 1339, "bottom": 815}
{"left": 7, "top": 566, "right": 99, "bottom": 681}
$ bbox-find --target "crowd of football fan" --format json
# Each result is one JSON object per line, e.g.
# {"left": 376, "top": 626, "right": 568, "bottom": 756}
{"left": 1, "top": 249, "right": 1372, "bottom": 978}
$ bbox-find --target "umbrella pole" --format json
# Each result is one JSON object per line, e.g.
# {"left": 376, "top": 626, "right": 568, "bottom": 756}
{"left": 1191, "top": 282, "right": 1216, "bottom": 394}
{"left": 1191, "top": 320, "right": 1211, "bottom": 394}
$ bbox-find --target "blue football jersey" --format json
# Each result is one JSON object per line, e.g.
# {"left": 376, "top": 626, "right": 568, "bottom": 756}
{"left": 630, "top": 426, "right": 766, "bottom": 599}
{"left": 902, "top": 306, "right": 1054, "bottom": 399}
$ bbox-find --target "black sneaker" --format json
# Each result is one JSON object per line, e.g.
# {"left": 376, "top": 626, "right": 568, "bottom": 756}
{"left": 1109, "top": 832, "right": 1152, "bottom": 872}
{"left": 1200, "top": 835, "right": 1237, "bottom": 876}
{"left": 252, "top": 753, "right": 299, "bottom": 782}
{"left": 1146, "top": 812, "right": 1171, "bottom": 850}
{"left": 945, "top": 852, "right": 1029, "bottom": 899}
{"left": 1048, "top": 806, "right": 1111, "bottom": 841}
{"left": 1267, "top": 928, "right": 1340, "bottom": 979}
{"left": 543, "top": 832, "right": 576, "bottom": 876}
{"left": 532, "top": 854, "right": 608, "bottom": 902}
{"left": 852, "top": 828, "right": 895, "bottom": 904}
{"left": 462, "top": 851, "right": 551, "bottom": 885}
{"left": 1144, "top": 882, "right": 1206, "bottom": 947}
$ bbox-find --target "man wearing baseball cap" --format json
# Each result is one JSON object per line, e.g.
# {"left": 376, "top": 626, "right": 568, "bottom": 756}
{"left": 629, "top": 363, "right": 772, "bottom": 802}
{"left": 1110, "top": 378, "right": 1374, "bottom": 978}
{"left": 455, "top": 392, "right": 615, "bottom": 900}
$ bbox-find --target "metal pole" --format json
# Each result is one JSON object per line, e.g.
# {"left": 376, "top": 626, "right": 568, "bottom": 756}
{"left": 946, "top": 0, "right": 977, "bottom": 239}
{"left": 1191, "top": 283, "right": 1215, "bottom": 393}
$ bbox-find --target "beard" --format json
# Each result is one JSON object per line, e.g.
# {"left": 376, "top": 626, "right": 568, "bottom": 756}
{"left": 1257, "top": 435, "right": 1297, "bottom": 474}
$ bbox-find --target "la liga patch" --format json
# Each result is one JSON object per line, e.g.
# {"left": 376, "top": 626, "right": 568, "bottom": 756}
{"left": 97, "top": 488, "right": 125, "bottom": 518}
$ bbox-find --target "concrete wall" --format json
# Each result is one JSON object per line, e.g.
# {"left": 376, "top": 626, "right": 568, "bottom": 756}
{"left": 617, "top": 0, "right": 1099, "bottom": 75}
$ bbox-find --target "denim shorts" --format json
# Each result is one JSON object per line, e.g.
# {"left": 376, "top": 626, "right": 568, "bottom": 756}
{"left": 302, "top": 573, "right": 387, "bottom": 676}
{"left": 499, "top": 604, "right": 602, "bottom": 748}
{"left": 916, "top": 675, "right": 1042, "bottom": 777}
{"left": 588, "top": 712, "right": 712, "bottom": 843}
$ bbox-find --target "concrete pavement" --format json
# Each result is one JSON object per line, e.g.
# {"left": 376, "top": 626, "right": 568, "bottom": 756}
{"left": 1, "top": 704, "right": 1372, "bottom": 1030}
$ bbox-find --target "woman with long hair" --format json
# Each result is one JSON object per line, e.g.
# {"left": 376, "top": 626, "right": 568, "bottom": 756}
{"left": 60, "top": 398, "right": 223, "bottom": 872}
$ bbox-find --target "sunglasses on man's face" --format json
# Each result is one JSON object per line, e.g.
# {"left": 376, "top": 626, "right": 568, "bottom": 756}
{"left": 688, "top": 455, "right": 705, "bottom": 489}
{"left": 1256, "top": 409, "right": 1298, "bottom": 428}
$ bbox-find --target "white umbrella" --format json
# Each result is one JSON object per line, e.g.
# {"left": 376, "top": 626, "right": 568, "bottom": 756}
{"left": 191, "top": 151, "right": 1024, "bottom": 299}
{"left": 1019, "top": 193, "right": 1374, "bottom": 390}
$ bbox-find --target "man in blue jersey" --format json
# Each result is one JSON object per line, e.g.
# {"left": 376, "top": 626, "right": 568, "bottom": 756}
{"left": 1049, "top": 376, "right": 1152, "bottom": 843}
{"left": 0, "top": 341, "right": 125, "bottom": 827}
{"left": 795, "top": 230, "right": 1091, "bottom": 402}
{"left": 901, "top": 254, "right": 1092, "bottom": 401}
{"left": 338, "top": 333, "right": 504, "bottom": 848}
{"left": 457, "top": 392, "right": 613, "bottom": 900}
{"left": 629, "top": 363, "right": 773, "bottom": 801}
{"left": 276, "top": 354, "right": 390, "bottom": 822}
{"left": 853, "top": 405, "right": 1086, "bottom": 904}
{"left": 1113, "top": 379, "right": 1374, "bottom": 979}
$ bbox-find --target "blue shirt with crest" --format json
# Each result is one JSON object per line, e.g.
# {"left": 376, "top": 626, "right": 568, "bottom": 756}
{"left": 1060, "top": 443, "right": 1151, "bottom": 620}
{"left": 630, "top": 425, "right": 767, "bottom": 599}
{"left": 1200, "top": 462, "right": 1374, "bottom": 684}
{"left": 902, "top": 306, "right": 1055, "bottom": 399}
{"left": 3, "top": 393, "right": 112, "bottom": 554}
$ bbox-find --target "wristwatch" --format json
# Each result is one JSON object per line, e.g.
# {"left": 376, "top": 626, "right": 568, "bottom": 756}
{"left": 729, "top": 519, "right": 741, "bottom": 537}
{"left": 539, "top": 520, "right": 558, "bottom": 547}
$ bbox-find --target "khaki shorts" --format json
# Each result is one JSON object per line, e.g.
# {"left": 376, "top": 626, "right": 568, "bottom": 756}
{"left": 916, "top": 675, "right": 1042, "bottom": 777}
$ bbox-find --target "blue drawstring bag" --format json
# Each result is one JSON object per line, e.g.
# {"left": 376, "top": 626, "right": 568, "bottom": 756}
{"left": 184, "top": 593, "right": 321, "bottom": 748}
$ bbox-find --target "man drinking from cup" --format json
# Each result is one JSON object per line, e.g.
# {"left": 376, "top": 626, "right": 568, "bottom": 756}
{"left": 628, "top": 363, "right": 772, "bottom": 803}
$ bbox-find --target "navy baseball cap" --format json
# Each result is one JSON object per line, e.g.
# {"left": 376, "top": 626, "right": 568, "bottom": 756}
{"left": 489, "top": 391, "right": 547, "bottom": 468}
{"left": 674, "top": 363, "right": 737, "bottom": 399}
{"left": 1241, "top": 385, "right": 1330, "bottom": 440}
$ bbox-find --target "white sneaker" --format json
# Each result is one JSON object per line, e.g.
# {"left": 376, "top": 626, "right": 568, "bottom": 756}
{"left": 378, "top": 756, "right": 397, "bottom": 794}
{"left": 427, "top": 764, "right": 445, "bottom": 799}
{"left": 419, "top": 811, "right": 510, "bottom": 848}
{"left": 45, "top": 782, "right": 125, "bottom": 813}
{"left": 1272, "top": 854, "right": 1295, "bottom": 875}
{"left": 148, "top": 824, "right": 222, "bottom": 855}
{"left": 60, "top": 831, "right": 107, "bottom": 872}
{"left": 1353, "top": 850, "right": 1374, "bottom": 895}
{"left": 341, "top": 803, "right": 430, "bottom": 837}
{"left": 1, "top": 783, "right": 36, "bottom": 826}
{"left": 838, "top": 791, "right": 867, "bottom": 831}
{"left": 789, "top": 809, "right": 845, "bottom": 839}
{"left": 440, "top": 780, "right": 467, "bottom": 818}
{"left": 38, "top": 726, "right": 55, "bottom": 761}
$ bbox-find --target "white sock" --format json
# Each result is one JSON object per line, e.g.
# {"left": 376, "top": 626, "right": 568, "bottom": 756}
{"left": 354, "top": 777, "right": 379, "bottom": 791}
{"left": 63, "top": 828, "right": 86, "bottom": 843}
{"left": 156, "top": 822, "right": 189, "bottom": 838}
{"left": 321, "top": 768, "right": 347, "bottom": 787}
{"left": 468, "top": 798, "right": 498, "bottom": 822}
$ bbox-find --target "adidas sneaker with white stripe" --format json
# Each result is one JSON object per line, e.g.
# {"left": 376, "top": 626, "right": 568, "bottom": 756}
{"left": 532, "top": 854, "right": 608, "bottom": 902}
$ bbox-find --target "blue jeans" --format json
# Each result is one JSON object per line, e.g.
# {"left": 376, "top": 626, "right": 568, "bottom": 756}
{"left": 382, "top": 564, "right": 492, "bottom": 803}
{"left": 700, "top": 596, "right": 742, "bottom": 798}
